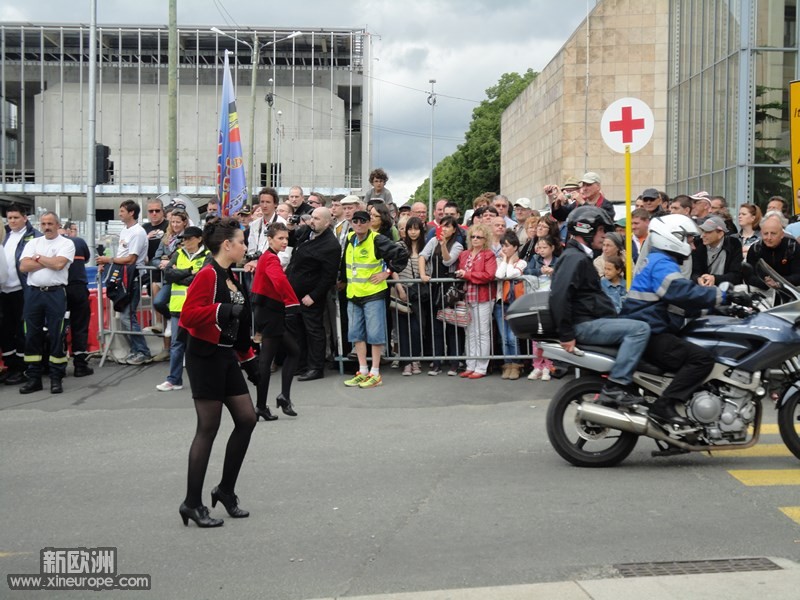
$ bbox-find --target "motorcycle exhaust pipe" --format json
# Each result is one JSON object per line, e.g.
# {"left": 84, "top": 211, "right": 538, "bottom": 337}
{"left": 576, "top": 402, "right": 693, "bottom": 449}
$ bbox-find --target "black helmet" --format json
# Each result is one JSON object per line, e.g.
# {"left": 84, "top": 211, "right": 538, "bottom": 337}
{"left": 566, "top": 206, "right": 613, "bottom": 239}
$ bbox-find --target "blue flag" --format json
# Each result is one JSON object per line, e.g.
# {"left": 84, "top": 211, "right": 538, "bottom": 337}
{"left": 216, "top": 50, "right": 248, "bottom": 217}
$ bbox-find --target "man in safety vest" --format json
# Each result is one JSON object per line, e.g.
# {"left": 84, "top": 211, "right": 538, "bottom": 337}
{"left": 340, "top": 210, "right": 408, "bottom": 388}
{"left": 156, "top": 226, "right": 211, "bottom": 392}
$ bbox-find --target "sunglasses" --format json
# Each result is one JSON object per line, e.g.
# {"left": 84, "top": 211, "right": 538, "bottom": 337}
{"left": 471, "top": 235, "right": 485, "bottom": 240}
{"left": 351, "top": 217, "right": 369, "bottom": 224}
{"left": 148, "top": 209, "right": 162, "bottom": 213}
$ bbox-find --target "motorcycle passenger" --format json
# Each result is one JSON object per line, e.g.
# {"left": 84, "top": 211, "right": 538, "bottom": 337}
{"left": 621, "top": 215, "right": 723, "bottom": 425}
{"left": 549, "top": 206, "right": 651, "bottom": 405}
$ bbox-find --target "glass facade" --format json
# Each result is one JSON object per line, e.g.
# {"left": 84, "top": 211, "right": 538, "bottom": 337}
{"left": 667, "top": 0, "right": 799, "bottom": 208}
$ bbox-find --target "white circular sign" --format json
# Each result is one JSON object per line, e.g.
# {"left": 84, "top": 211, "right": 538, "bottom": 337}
{"left": 600, "top": 97, "right": 654, "bottom": 154}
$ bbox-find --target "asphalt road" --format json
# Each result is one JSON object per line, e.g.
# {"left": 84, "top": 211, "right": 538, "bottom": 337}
{"left": 2, "top": 362, "right": 800, "bottom": 599}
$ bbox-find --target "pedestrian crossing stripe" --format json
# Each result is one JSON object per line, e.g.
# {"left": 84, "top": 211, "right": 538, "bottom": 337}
{"left": 757, "top": 424, "right": 800, "bottom": 435}
{"left": 713, "top": 444, "right": 792, "bottom": 457}
{"left": 728, "top": 469, "right": 800, "bottom": 486}
{"left": 781, "top": 507, "right": 800, "bottom": 526}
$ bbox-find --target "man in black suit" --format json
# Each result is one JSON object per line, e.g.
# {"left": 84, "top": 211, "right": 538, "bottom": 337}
{"left": 286, "top": 207, "right": 341, "bottom": 381}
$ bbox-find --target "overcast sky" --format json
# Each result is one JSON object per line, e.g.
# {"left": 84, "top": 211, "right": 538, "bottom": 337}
{"left": 0, "top": 0, "right": 594, "bottom": 203}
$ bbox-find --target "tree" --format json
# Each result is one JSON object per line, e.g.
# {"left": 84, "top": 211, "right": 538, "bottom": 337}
{"left": 412, "top": 69, "right": 538, "bottom": 211}
{"left": 752, "top": 84, "right": 791, "bottom": 208}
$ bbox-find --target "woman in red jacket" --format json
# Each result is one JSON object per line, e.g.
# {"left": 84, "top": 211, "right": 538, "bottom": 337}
{"left": 454, "top": 222, "right": 497, "bottom": 379}
{"left": 248, "top": 222, "right": 301, "bottom": 420}
{"left": 178, "top": 217, "right": 258, "bottom": 528}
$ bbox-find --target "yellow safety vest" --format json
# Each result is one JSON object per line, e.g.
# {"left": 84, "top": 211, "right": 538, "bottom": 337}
{"left": 344, "top": 230, "right": 386, "bottom": 299}
{"left": 169, "top": 248, "right": 210, "bottom": 313}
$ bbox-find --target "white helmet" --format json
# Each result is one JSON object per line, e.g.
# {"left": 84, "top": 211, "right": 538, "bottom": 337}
{"left": 648, "top": 214, "right": 699, "bottom": 257}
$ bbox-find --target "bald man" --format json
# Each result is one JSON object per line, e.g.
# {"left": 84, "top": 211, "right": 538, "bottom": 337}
{"left": 286, "top": 207, "right": 342, "bottom": 380}
{"left": 411, "top": 202, "right": 428, "bottom": 221}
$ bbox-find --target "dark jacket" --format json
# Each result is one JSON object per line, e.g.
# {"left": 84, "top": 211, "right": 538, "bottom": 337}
{"left": 4, "top": 220, "right": 42, "bottom": 289}
{"left": 745, "top": 236, "right": 800, "bottom": 289}
{"left": 691, "top": 235, "right": 743, "bottom": 286}
{"left": 621, "top": 250, "right": 723, "bottom": 334}
{"left": 286, "top": 225, "right": 341, "bottom": 304}
{"left": 549, "top": 239, "right": 617, "bottom": 343}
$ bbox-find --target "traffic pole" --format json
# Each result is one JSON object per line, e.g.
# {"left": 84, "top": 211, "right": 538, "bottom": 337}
{"left": 625, "top": 144, "right": 632, "bottom": 290}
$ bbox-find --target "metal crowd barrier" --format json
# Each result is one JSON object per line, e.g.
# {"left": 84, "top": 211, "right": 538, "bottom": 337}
{"left": 94, "top": 267, "right": 540, "bottom": 373}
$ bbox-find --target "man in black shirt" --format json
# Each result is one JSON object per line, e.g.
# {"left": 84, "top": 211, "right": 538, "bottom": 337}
{"left": 65, "top": 234, "right": 94, "bottom": 377}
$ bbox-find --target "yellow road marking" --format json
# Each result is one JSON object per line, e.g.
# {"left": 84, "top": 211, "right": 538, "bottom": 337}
{"left": 712, "top": 444, "right": 793, "bottom": 457}
{"left": 729, "top": 469, "right": 800, "bottom": 486}
{"left": 758, "top": 424, "right": 800, "bottom": 435}
{"left": 780, "top": 507, "right": 800, "bottom": 526}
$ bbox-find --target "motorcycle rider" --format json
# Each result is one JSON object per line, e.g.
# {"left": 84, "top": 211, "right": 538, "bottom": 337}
{"left": 550, "top": 206, "right": 651, "bottom": 405}
{"left": 621, "top": 214, "right": 725, "bottom": 425}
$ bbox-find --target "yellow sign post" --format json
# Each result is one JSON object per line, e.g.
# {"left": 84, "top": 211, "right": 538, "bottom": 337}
{"left": 790, "top": 80, "right": 800, "bottom": 214}
{"left": 624, "top": 145, "right": 632, "bottom": 288}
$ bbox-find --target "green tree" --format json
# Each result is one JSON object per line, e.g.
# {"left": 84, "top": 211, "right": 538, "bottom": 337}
{"left": 412, "top": 69, "right": 538, "bottom": 211}
{"left": 752, "top": 84, "right": 791, "bottom": 208}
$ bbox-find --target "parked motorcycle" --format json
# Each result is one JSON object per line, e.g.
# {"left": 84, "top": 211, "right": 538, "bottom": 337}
{"left": 506, "top": 260, "right": 800, "bottom": 467}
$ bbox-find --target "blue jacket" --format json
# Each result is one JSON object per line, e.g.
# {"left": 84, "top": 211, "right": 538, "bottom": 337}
{"left": 620, "top": 250, "right": 723, "bottom": 334}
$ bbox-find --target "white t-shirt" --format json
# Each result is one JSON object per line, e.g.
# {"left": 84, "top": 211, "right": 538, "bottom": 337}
{"left": 248, "top": 213, "right": 287, "bottom": 254}
{"left": 117, "top": 223, "right": 148, "bottom": 268}
{"left": 20, "top": 235, "right": 75, "bottom": 287}
{"left": 2, "top": 228, "right": 25, "bottom": 292}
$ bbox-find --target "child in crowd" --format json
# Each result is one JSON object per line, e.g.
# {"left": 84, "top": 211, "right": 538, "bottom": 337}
{"left": 524, "top": 235, "right": 560, "bottom": 290}
{"left": 526, "top": 235, "right": 561, "bottom": 381}
{"left": 601, "top": 255, "right": 627, "bottom": 313}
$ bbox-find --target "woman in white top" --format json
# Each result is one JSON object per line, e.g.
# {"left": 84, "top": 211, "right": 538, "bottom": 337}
{"left": 495, "top": 230, "right": 527, "bottom": 380}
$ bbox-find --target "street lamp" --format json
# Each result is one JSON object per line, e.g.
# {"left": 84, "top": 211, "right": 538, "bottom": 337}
{"left": 210, "top": 28, "right": 301, "bottom": 196}
{"left": 427, "top": 79, "right": 437, "bottom": 221}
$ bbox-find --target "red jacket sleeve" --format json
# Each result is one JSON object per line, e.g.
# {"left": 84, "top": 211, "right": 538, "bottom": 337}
{"left": 179, "top": 266, "right": 221, "bottom": 333}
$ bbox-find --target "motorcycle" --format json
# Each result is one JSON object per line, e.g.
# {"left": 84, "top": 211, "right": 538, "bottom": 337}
{"left": 506, "top": 260, "right": 800, "bottom": 467}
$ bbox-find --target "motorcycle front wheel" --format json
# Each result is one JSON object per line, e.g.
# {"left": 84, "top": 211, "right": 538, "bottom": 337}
{"left": 778, "top": 391, "right": 800, "bottom": 461}
{"left": 546, "top": 375, "right": 639, "bottom": 467}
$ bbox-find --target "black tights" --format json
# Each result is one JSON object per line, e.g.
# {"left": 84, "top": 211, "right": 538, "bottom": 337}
{"left": 257, "top": 333, "right": 299, "bottom": 409}
{"left": 184, "top": 394, "right": 257, "bottom": 508}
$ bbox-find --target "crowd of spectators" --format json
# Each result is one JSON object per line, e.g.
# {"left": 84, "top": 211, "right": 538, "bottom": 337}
{"left": 3, "top": 166, "right": 800, "bottom": 395}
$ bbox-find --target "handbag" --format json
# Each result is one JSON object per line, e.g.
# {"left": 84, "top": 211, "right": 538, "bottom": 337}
{"left": 105, "top": 263, "right": 137, "bottom": 312}
{"left": 389, "top": 285, "right": 413, "bottom": 314}
{"left": 442, "top": 282, "right": 465, "bottom": 308}
{"left": 436, "top": 301, "right": 471, "bottom": 327}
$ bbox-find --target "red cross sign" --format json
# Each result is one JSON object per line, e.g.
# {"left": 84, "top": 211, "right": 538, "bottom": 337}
{"left": 601, "top": 97, "right": 654, "bottom": 154}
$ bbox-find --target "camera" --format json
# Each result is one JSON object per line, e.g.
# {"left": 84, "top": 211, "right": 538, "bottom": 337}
{"left": 245, "top": 251, "right": 262, "bottom": 263}
{"left": 288, "top": 214, "right": 302, "bottom": 225}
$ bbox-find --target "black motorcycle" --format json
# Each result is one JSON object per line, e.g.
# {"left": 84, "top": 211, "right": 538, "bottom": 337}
{"left": 506, "top": 260, "right": 800, "bottom": 467}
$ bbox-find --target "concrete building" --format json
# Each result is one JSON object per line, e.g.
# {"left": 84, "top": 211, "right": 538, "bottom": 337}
{"left": 502, "top": 0, "right": 798, "bottom": 211}
{"left": 0, "top": 23, "right": 373, "bottom": 220}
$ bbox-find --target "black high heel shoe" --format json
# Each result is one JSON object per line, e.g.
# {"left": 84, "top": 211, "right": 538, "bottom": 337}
{"left": 210, "top": 486, "right": 249, "bottom": 518}
{"left": 255, "top": 405, "right": 278, "bottom": 421}
{"left": 276, "top": 394, "right": 297, "bottom": 417}
{"left": 179, "top": 503, "right": 224, "bottom": 528}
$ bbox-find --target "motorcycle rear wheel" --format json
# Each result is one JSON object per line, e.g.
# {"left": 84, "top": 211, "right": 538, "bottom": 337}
{"left": 546, "top": 376, "right": 639, "bottom": 467}
{"left": 778, "top": 391, "right": 800, "bottom": 461}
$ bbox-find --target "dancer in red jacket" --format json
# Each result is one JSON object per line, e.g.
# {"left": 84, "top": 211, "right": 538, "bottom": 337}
{"left": 178, "top": 217, "right": 258, "bottom": 528}
{"left": 248, "top": 222, "right": 301, "bottom": 420}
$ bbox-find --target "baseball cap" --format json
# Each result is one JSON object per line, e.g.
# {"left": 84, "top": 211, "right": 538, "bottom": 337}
{"left": 351, "top": 210, "right": 370, "bottom": 222}
{"left": 641, "top": 188, "right": 659, "bottom": 200}
{"left": 398, "top": 204, "right": 412, "bottom": 213}
{"left": 180, "top": 226, "right": 204, "bottom": 239}
{"left": 513, "top": 197, "right": 532, "bottom": 209}
{"left": 690, "top": 191, "right": 710, "bottom": 203}
{"left": 562, "top": 177, "right": 581, "bottom": 190}
{"left": 237, "top": 205, "right": 252, "bottom": 216}
{"left": 580, "top": 172, "right": 601, "bottom": 185}
{"left": 341, "top": 195, "right": 361, "bottom": 205}
{"left": 698, "top": 215, "right": 727, "bottom": 233}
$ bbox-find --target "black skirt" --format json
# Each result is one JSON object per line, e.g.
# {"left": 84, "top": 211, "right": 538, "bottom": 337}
{"left": 185, "top": 337, "right": 249, "bottom": 400}
{"left": 253, "top": 303, "right": 287, "bottom": 338}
